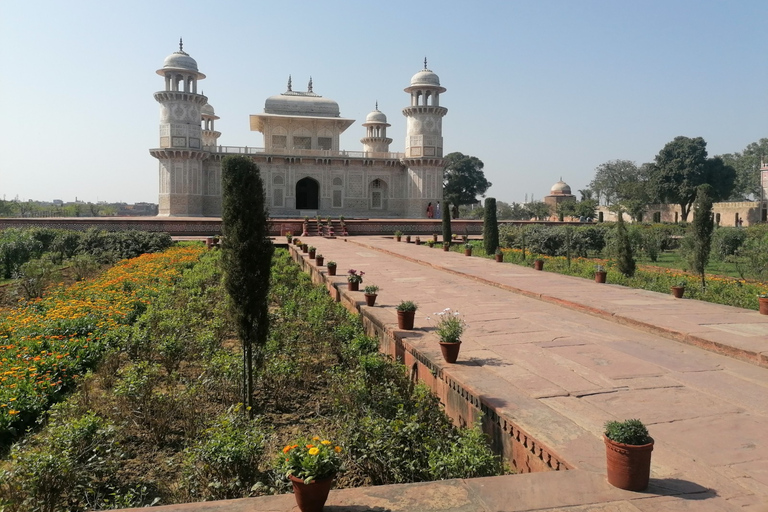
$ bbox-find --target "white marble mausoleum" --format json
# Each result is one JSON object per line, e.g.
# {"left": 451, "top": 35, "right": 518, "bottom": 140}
{"left": 150, "top": 42, "right": 448, "bottom": 218}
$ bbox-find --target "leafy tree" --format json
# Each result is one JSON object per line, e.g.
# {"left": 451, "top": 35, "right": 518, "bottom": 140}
{"left": 526, "top": 201, "right": 551, "bottom": 220}
{"left": 496, "top": 201, "right": 530, "bottom": 220}
{"left": 483, "top": 198, "right": 499, "bottom": 255}
{"left": 648, "top": 136, "right": 735, "bottom": 221}
{"left": 589, "top": 160, "right": 651, "bottom": 220}
{"left": 443, "top": 152, "right": 491, "bottom": 218}
{"left": 718, "top": 138, "right": 768, "bottom": 200}
{"left": 688, "top": 184, "right": 715, "bottom": 288}
{"left": 221, "top": 156, "right": 274, "bottom": 418}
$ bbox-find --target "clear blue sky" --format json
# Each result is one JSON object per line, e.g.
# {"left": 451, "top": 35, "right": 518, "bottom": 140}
{"left": 1, "top": 0, "right": 766, "bottom": 205}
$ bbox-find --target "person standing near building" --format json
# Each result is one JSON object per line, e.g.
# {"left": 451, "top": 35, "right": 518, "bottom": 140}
{"left": 435, "top": 201, "right": 441, "bottom": 218}
{"left": 426, "top": 202, "right": 434, "bottom": 218}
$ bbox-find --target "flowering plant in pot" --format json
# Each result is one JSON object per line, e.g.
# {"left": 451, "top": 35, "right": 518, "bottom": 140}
{"left": 280, "top": 436, "right": 343, "bottom": 512}
{"left": 286, "top": 231, "right": 293, "bottom": 243}
{"left": 293, "top": 238, "right": 302, "bottom": 247}
{"left": 326, "top": 260, "right": 337, "bottom": 276}
{"left": 347, "top": 269, "right": 364, "bottom": 291}
{"left": 396, "top": 300, "right": 418, "bottom": 330}
{"left": 464, "top": 242, "right": 473, "bottom": 256}
{"left": 427, "top": 308, "right": 467, "bottom": 363}
{"left": 604, "top": 419, "right": 653, "bottom": 491}
{"left": 495, "top": 247, "right": 504, "bottom": 262}
{"left": 427, "top": 239, "right": 435, "bottom": 248}
{"left": 671, "top": 280, "right": 686, "bottom": 298}
{"left": 364, "top": 284, "right": 379, "bottom": 306}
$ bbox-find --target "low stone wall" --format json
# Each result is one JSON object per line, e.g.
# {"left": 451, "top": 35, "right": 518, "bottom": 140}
{"left": 288, "top": 244, "right": 570, "bottom": 475}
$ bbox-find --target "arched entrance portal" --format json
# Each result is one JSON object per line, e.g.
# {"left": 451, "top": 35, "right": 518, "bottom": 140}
{"left": 296, "top": 177, "right": 319, "bottom": 210}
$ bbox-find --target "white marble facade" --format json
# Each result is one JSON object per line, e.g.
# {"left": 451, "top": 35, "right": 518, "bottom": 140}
{"left": 151, "top": 44, "right": 447, "bottom": 218}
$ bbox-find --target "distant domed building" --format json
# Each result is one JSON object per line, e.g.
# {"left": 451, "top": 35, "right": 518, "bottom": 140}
{"left": 150, "top": 44, "right": 447, "bottom": 218}
{"left": 543, "top": 178, "right": 576, "bottom": 216}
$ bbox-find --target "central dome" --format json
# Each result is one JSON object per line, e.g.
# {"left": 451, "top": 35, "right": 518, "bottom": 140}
{"left": 550, "top": 179, "right": 572, "bottom": 196}
{"left": 264, "top": 91, "right": 340, "bottom": 118}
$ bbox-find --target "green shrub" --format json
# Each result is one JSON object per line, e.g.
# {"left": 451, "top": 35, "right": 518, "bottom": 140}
{"left": 711, "top": 227, "right": 746, "bottom": 262}
{"left": 428, "top": 422, "right": 503, "bottom": 479}
{"left": 14, "top": 256, "right": 58, "bottom": 299}
{"left": 604, "top": 419, "right": 651, "bottom": 445}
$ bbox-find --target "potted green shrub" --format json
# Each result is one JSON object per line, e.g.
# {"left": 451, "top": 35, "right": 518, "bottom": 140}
{"left": 347, "top": 269, "right": 364, "bottom": 291}
{"left": 428, "top": 307, "right": 467, "bottom": 363}
{"left": 534, "top": 258, "right": 544, "bottom": 271}
{"left": 364, "top": 284, "right": 379, "bottom": 307}
{"left": 415, "top": 236, "right": 421, "bottom": 245}
{"left": 308, "top": 246, "right": 316, "bottom": 259}
{"left": 286, "top": 231, "right": 293, "bottom": 243}
{"left": 442, "top": 242, "right": 450, "bottom": 252}
{"left": 301, "top": 243, "right": 309, "bottom": 254}
{"left": 394, "top": 230, "right": 403, "bottom": 242}
{"left": 281, "top": 435, "right": 343, "bottom": 512}
{"left": 396, "top": 300, "right": 418, "bottom": 330}
{"left": 464, "top": 242, "right": 472, "bottom": 256}
{"left": 315, "top": 253, "right": 324, "bottom": 266}
{"left": 427, "top": 240, "right": 435, "bottom": 248}
{"left": 495, "top": 247, "right": 504, "bottom": 262}
{"left": 671, "top": 280, "right": 686, "bottom": 299}
{"left": 326, "top": 260, "right": 337, "bottom": 276}
{"left": 604, "top": 419, "right": 654, "bottom": 491}
{"left": 405, "top": 234, "right": 411, "bottom": 243}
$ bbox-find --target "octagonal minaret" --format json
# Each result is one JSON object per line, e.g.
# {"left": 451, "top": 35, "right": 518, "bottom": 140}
{"left": 401, "top": 59, "right": 448, "bottom": 217}
{"left": 150, "top": 39, "right": 208, "bottom": 216}
{"left": 360, "top": 103, "right": 392, "bottom": 155}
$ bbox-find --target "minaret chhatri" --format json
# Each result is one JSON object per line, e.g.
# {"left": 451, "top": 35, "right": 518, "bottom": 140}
{"left": 150, "top": 39, "right": 208, "bottom": 216}
{"left": 360, "top": 102, "right": 392, "bottom": 155}
{"left": 401, "top": 58, "right": 448, "bottom": 217}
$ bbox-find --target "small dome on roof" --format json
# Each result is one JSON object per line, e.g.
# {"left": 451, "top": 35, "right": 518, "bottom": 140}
{"left": 163, "top": 51, "right": 198, "bottom": 72}
{"left": 410, "top": 69, "right": 441, "bottom": 87}
{"left": 365, "top": 108, "right": 387, "bottom": 124}
{"left": 201, "top": 102, "right": 215, "bottom": 116}
{"left": 550, "top": 179, "right": 572, "bottom": 195}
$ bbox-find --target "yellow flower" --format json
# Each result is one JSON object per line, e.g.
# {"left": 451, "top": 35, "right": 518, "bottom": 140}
{"left": 312, "top": 436, "right": 320, "bottom": 441}
{"left": 308, "top": 447, "right": 320, "bottom": 456}
{"left": 321, "top": 440, "right": 331, "bottom": 445}
{"left": 334, "top": 446, "right": 342, "bottom": 453}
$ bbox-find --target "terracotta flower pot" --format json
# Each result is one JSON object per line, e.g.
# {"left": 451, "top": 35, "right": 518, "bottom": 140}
{"left": 315, "top": 256, "right": 324, "bottom": 266}
{"left": 604, "top": 435, "right": 654, "bottom": 491}
{"left": 308, "top": 250, "right": 316, "bottom": 259}
{"left": 405, "top": 235, "right": 411, "bottom": 243}
{"left": 432, "top": 234, "right": 438, "bottom": 242}
{"left": 397, "top": 310, "right": 415, "bottom": 330}
{"left": 759, "top": 297, "right": 768, "bottom": 315}
{"left": 464, "top": 248, "right": 472, "bottom": 256}
{"left": 348, "top": 281, "right": 359, "bottom": 292}
{"left": 443, "top": 244, "right": 450, "bottom": 252}
{"left": 289, "top": 475, "right": 334, "bottom": 512}
{"left": 396, "top": 235, "right": 402, "bottom": 242}
{"left": 301, "top": 245, "right": 308, "bottom": 253}
{"left": 671, "top": 286, "right": 685, "bottom": 298}
{"left": 327, "top": 265, "right": 337, "bottom": 276}
{"left": 415, "top": 238, "right": 421, "bottom": 245}
{"left": 364, "top": 293, "right": 377, "bottom": 306}
{"left": 595, "top": 271, "right": 607, "bottom": 283}
{"left": 439, "top": 341, "right": 461, "bottom": 363}
{"left": 495, "top": 253, "right": 503, "bottom": 262}
{"left": 534, "top": 259, "right": 544, "bottom": 271}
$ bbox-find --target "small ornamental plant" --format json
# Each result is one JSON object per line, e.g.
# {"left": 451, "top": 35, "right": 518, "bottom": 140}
{"left": 326, "top": 260, "right": 337, "bottom": 267}
{"left": 281, "top": 436, "right": 344, "bottom": 484}
{"left": 427, "top": 240, "right": 435, "bottom": 248}
{"left": 427, "top": 308, "right": 467, "bottom": 343}
{"left": 308, "top": 246, "right": 316, "bottom": 252}
{"left": 604, "top": 419, "right": 651, "bottom": 446}
{"left": 394, "top": 230, "right": 403, "bottom": 237}
{"left": 347, "top": 269, "right": 365, "bottom": 283}
{"left": 495, "top": 247, "right": 503, "bottom": 256}
{"left": 364, "top": 284, "right": 379, "bottom": 294}
{"left": 395, "top": 300, "right": 418, "bottom": 312}
{"left": 464, "top": 242, "right": 473, "bottom": 249}
{"left": 285, "top": 232, "right": 293, "bottom": 241}
{"left": 675, "top": 280, "right": 686, "bottom": 288}
{"left": 315, "top": 253, "right": 323, "bottom": 259}
{"left": 595, "top": 264, "right": 606, "bottom": 273}
{"left": 759, "top": 293, "right": 768, "bottom": 299}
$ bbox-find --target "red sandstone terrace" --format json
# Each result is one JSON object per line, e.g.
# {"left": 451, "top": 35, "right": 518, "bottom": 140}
{"left": 123, "top": 235, "right": 768, "bottom": 511}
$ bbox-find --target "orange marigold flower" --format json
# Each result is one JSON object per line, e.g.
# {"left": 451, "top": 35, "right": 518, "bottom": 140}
{"left": 334, "top": 446, "right": 342, "bottom": 453}
{"left": 312, "top": 436, "right": 320, "bottom": 441}
{"left": 283, "top": 445, "right": 292, "bottom": 454}
{"left": 306, "top": 444, "right": 314, "bottom": 449}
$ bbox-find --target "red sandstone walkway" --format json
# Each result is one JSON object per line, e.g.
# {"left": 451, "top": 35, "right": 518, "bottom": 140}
{"left": 119, "top": 237, "right": 768, "bottom": 511}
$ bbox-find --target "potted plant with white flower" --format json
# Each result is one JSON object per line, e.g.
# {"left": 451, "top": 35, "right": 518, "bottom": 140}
{"left": 427, "top": 307, "right": 467, "bottom": 363}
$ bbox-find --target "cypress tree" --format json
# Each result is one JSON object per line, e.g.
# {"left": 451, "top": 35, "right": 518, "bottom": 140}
{"left": 615, "top": 210, "right": 636, "bottom": 277}
{"left": 442, "top": 200, "right": 452, "bottom": 244}
{"left": 221, "top": 156, "right": 274, "bottom": 418}
{"left": 689, "top": 184, "right": 715, "bottom": 288}
{"left": 483, "top": 197, "right": 499, "bottom": 255}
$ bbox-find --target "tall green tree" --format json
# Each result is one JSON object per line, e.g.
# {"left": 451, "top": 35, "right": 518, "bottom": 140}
{"left": 526, "top": 200, "right": 551, "bottom": 220}
{"left": 688, "top": 184, "right": 715, "bottom": 288}
{"left": 718, "top": 138, "right": 768, "bottom": 200}
{"left": 443, "top": 152, "right": 491, "bottom": 218}
{"left": 615, "top": 210, "right": 636, "bottom": 277}
{"left": 483, "top": 197, "right": 499, "bottom": 255}
{"left": 221, "top": 155, "right": 274, "bottom": 418}
{"left": 441, "top": 199, "right": 452, "bottom": 243}
{"left": 648, "top": 136, "right": 735, "bottom": 221}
